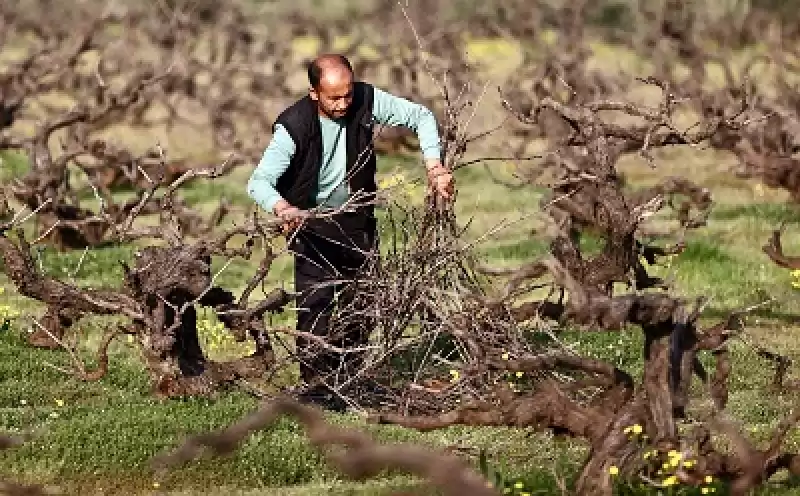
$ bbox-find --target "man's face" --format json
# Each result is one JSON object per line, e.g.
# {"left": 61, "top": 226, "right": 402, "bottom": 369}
{"left": 311, "top": 69, "right": 353, "bottom": 119}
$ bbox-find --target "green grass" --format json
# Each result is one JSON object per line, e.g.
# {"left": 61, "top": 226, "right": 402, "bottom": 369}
{"left": 711, "top": 202, "right": 800, "bottom": 224}
{"left": 0, "top": 152, "right": 581, "bottom": 493}
{"left": 5, "top": 150, "right": 800, "bottom": 494}
{"left": 35, "top": 243, "right": 138, "bottom": 288}
{"left": 179, "top": 168, "right": 257, "bottom": 209}
{"left": 0, "top": 326, "right": 565, "bottom": 495}
{"left": 4, "top": 148, "right": 800, "bottom": 494}
{"left": 0, "top": 151, "right": 29, "bottom": 180}
{"left": 480, "top": 237, "right": 548, "bottom": 262}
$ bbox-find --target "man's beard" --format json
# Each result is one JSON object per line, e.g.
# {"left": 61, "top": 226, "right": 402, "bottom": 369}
{"left": 321, "top": 105, "right": 348, "bottom": 119}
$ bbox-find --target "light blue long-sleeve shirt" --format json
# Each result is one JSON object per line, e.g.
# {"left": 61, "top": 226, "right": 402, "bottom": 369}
{"left": 247, "top": 86, "right": 442, "bottom": 212}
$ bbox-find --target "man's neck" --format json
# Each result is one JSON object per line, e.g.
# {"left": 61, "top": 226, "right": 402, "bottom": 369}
{"left": 319, "top": 113, "right": 345, "bottom": 124}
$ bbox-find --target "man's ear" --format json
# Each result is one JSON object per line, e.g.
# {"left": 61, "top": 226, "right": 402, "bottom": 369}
{"left": 309, "top": 87, "right": 319, "bottom": 101}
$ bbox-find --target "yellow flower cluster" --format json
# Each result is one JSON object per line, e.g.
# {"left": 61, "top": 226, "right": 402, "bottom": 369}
{"left": 498, "top": 479, "right": 531, "bottom": 495}
{"left": 791, "top": 269, "right": 800, "bottom": 289}
{"left": 613, "top": 424, "right": 719, "bottom": 493}
{"left": 449, "top": 369, "right": 460, "bottom": 382}
{"left": 197, "top": 316, "right": 255, "bottom": 357}
{"left": 507, "top": 370, "right": 524, "bottom": 393}
{"left": 0, "top": 288, "right": 20, "bottom": 330}
{"left": 623, "top": 424, "right": 643, "bottom": 436}
{"left": 664, "top": 449, "right": 683, "bottom": 469}
{"left": 656, "top": 450, "right": 696, "bottom": 487}
{"left": 662, "top": 474, "right": 678, "bottom": 486}
{"left": 377, "top": 172, "right": 424, "bottom": 203}
{"left": 701, "top": 475, "right": 717, "bottom": 493}
{"left": 496, "top": 351, "right": 525, "bottom": 392}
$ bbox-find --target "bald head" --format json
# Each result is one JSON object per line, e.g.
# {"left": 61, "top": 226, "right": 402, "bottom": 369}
{"left": 308, "top": 54, "right": 355, "bottom": 119}
{"left": 308, "top": 54, "right": 354, "bottom": 89}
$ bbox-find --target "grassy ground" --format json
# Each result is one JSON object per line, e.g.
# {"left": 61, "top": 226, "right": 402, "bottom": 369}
{"left": 3, "top": 145, "right": 800, "bottom": 495}
{"left": 3, "top": 34, "right": 800, "bottom": 496}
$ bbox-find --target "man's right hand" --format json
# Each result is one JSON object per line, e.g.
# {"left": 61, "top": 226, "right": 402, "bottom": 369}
{"left": 273, "top": 200, "right": 309, "bottom": 234}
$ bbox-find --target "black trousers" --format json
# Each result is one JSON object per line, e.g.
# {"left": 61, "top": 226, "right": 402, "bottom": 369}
{"left": 290, "top": 210, "right": 377, "bottom": 385}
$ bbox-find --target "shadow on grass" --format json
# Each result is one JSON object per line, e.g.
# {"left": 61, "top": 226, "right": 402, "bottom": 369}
{"left": 701, "top": 306, "right": 800, "bottom": 326}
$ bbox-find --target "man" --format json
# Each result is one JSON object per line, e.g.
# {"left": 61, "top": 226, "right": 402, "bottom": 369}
{"left": 247, "top": 53, "right": 454, "bottom": 411}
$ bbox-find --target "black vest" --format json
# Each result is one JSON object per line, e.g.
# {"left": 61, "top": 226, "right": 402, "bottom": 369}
{"left": 273, "top": 81, "right": 377, "bottom": 211}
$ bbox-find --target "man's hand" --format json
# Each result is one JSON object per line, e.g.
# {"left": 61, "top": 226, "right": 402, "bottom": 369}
{"left": 425, "top": 158, "right": 455, "bottom": 201}
{"left": 273, "top": 199, "right": 309, "bottom": 234}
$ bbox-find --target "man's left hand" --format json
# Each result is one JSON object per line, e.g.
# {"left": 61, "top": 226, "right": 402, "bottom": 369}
{"left": 425, "top": 159, "right": 455, "bottom": 201}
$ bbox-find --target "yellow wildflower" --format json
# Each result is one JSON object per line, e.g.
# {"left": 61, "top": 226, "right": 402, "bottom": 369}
{"left": 608, "top": 465, "right": 619, "bottom": 476}
{"left": 704, "top": 475, "right": 713, "bottom": 484}
{"left": 55, "top": 399, "right": 64, "bottom": 407}
{"left": 662, "top": 475, "right": 678, "bottom": 486}
{"left": 624, "top": 424, "right": 643, "bottom": 435}
{"left": 514, "top": 481, "right": 524, "bottom": 489}
{"left": 449, "top": 369, "right": 460, "bottom": 382}
{"left": 0, "top": 292, "right": 20, "bottom": 323}
{"left": 702, "top": 488, "right": 709, "bottom": 495}
{"left": 682, "top": 459, "right": 695, "bottom": 468}
{"left": 791, "top": 269, "right": 800, "bottom": 289}
{"left": 515, "top": 371, "right": 524, "bottom": 378}
{"left": 378, "top": 173, "right": 406, "bottom": 190}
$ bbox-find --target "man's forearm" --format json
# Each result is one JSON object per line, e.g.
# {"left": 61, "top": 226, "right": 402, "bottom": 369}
{"left": 416, "top": 110, "right": 442, "bottom": 161}
{"left": 247, "top": 173, "right": 284, "bottom": 213}
{"left": 247, "top": 124, "right": 296, "bottom": 213}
